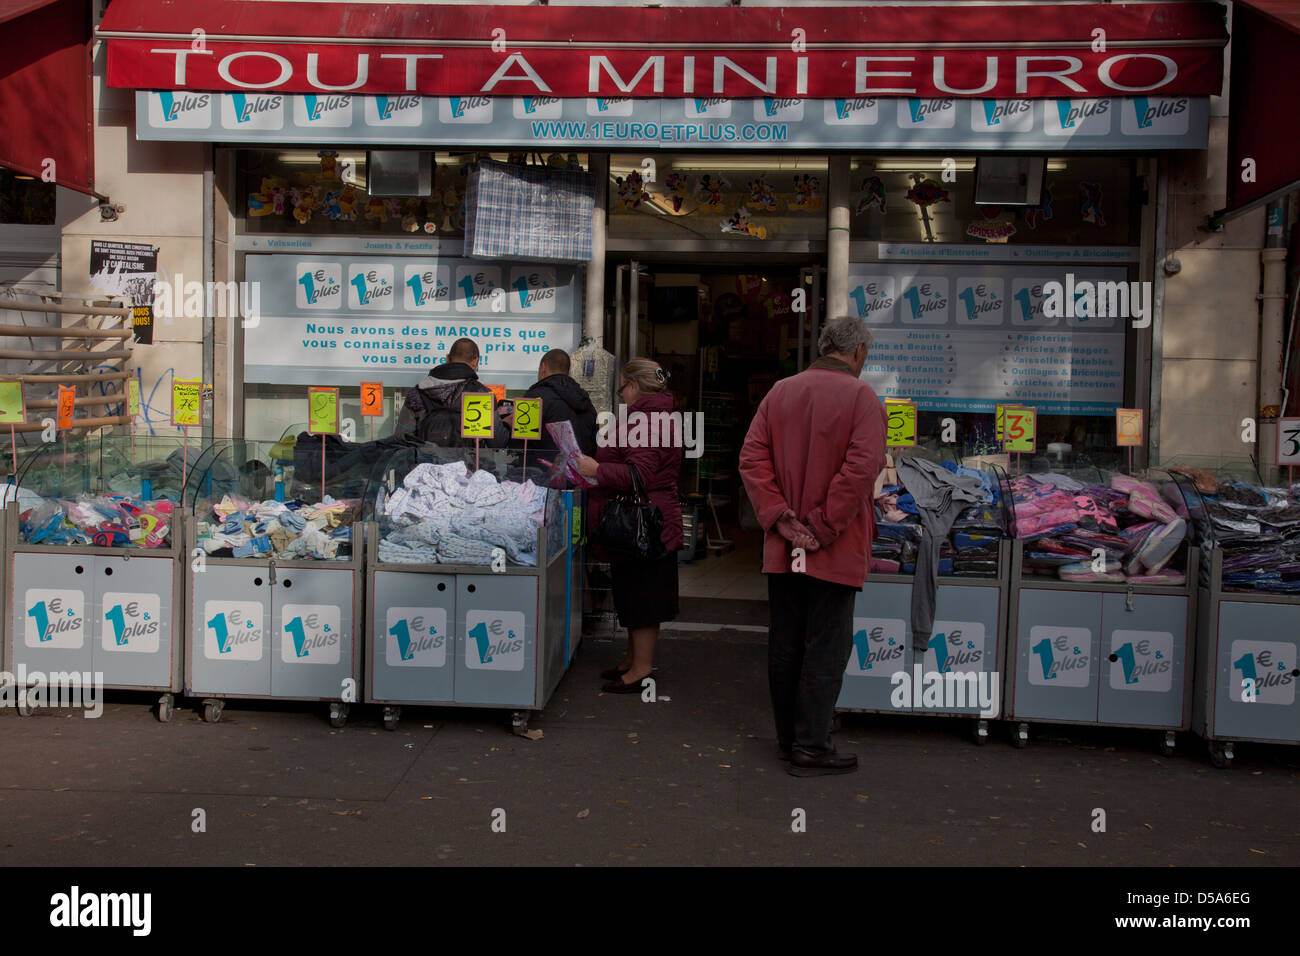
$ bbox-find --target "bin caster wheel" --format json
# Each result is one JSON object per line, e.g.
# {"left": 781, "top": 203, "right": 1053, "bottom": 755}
{"left": 203, "top": 699, "right": 224, "bottom": 724}
{"left": 157, "top": 694, "right": 174, "bottom": 723}
{"left": 1012, "top": 722, "right": 1029, "bottom": 748}
{"left": 16, "top": 689, "right": 33, "bottom": 718}
{"left": 974, "top": 719, "right": 989, "bottom": 745}
{"left": 329, "top": 703, "right": 349, "bottom": 729}
{"left": 383, "top": 706, "right": 400, "bottom": 732}
{"left": 1159, "top": 731, "right": 1175, "bottom": 757}
{"left": 1208, "top": 741, "right": 1233, "bottom": 769}
{"left": 511, "top": 711, "right": 530, "bottom": 736}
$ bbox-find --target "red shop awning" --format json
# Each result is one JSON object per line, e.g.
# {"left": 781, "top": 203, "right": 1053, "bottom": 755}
{"left": 98, "top": 1, "right": 1227, "bottom": 99}
{"left": 0, "top": 0, "right": 96, "bottom": 195}
{"left": 1211, "top": 0, "right": 1300, "bottom": 227}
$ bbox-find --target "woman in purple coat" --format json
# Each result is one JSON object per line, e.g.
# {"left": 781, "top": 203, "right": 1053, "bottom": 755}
{"left": 576, "top": 359, "right": 684, "bottom": 694}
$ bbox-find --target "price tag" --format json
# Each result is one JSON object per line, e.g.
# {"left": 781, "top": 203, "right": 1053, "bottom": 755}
{"left": 171, "top": 379, "right": 202, "bottom": 427}
{"left": 485, "top": 383, "right": 507, "bottom": 403}
{"left": 308, "top": 386, "right": 340, "bottom": 435}
{"left": 461, "top": 392, "right": 495, "bottom": 439}
{"left": 127, "top": 378, "right": 141, "bottom": 417}
{"left": 360, "top": 381, "right": 383, "bottom": 417}
{"left": 995, "top": 403, "right": 1018, "bottom": 442}
{"left": 885, "top": 399, "right": 916, "bottom": 447}
{"left": 512, "top": 398, "right": 542, "bottom": 441}
{"left": 1003, "top": 406, "right": 1037, "bottom": 454}
{"left": 0, "top": 380, "right": 25, "bottom": 425}
{"left": 57, "top": 385, "right": 77, "bottom": 429}
{"left": 1277, "top": 417, "right": 1300, "bottom": 466}
{"left": 1116, "top": 408, "right": 1143, "bottom": 448}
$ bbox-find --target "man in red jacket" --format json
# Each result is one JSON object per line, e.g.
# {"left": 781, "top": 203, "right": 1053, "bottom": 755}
{"left": 739, "top": 316, "right": 887, "bottom": 776}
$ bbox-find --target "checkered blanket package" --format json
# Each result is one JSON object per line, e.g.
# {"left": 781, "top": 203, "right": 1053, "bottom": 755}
{"left": 463, "top": 159, "right": 596, "bottom": 261}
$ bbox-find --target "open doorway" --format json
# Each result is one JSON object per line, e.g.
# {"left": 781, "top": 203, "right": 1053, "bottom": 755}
{"left": 609, "top": 262, "right": 823, "bottom": 617}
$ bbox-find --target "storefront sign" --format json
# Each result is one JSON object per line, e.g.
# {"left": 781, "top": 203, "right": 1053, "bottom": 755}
{"left": 101, "top": 1, "right": 1226, "bottom": 98}
{"left": 854, "top": 263, "right": 1126, "bottom": 415}
{"left": 133, "top": 92, "right": 1209, "bottom": 151}
{"left": 243, "top": 254, "right": 580, "bottom": 389}
{"left": 88, "top": 240, "right": 159, "bottom": 344}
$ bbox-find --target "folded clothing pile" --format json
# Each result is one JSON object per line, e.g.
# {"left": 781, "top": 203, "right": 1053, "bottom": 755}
{"left": 1186, "top": 480, "right": 1300, "bottom": 592}
{"left": 196, "top": 494, "right": 359, "bottom": 560}
{"left": 871, "top": 464, "right": 1004, "bottom": 578}
{"left": 1012, "top": 473, "right": 1187, "bottom": 584}
{"left": 378, "top": 460, "right": 546, "bottom": 567}
{"left": 20, "top": 494, "right": 174, "bottom": 548}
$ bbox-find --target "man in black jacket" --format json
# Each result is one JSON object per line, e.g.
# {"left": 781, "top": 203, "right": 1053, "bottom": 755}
{"left": 508, "top": 348, "right": 598, "bottom": 456}
{"left": 394, "top": 338, "right": 509, "bottom": 447}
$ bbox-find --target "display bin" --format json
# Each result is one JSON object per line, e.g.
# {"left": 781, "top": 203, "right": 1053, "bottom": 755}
{"left": 1173, "top": 469, "right": 1300, "bottom": 768}
{"left": 836, "top": 458, "right": 1012, "bottom": 743}
{"left": 5, "top": 435, "right": 216, "bottom": 721}
{"left": 184, "top": 438, "right": 372, "bottom": 726}
{"left": 364, "top": 445, "right": 577, "bottom": 734}
{"left": 1002, "top": 466, "right": 1200, "bottom": 752}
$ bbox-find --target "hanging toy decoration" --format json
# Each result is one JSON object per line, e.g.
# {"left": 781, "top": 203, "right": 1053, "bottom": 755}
{"left": 664, "top": 172, "right": 689, "bottom": 213}
{"left": 905, "top": 174, "right": 951, "bottom": 243}
{"left": 789, "top": 174, "right": 823, "bottom": 212}
{"left": 855, "top": 176, "right": 888, "bottom": 215}
{"left": 966, "top": 205, "right": 1017, "bottom": 242}
{"left": 1024, "top": 183, "right": 1054, "bottom": 230}
{"left": 1079, "top": 181, "right": 1107, "bottom": 226}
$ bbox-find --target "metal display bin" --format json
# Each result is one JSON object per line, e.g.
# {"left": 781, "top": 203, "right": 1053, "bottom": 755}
{"left": 1174, "top": 471, "right": 1300, "bottom": 768}
{"left": 5, "top": 436, "right": 214, "bottom": 721}
{"left": 184, "top": 439, "right": 370, "bottom": 726}
{"left": 837, "top": 461, "right": 1011, "bottom": 743}
{"left": 364, "top": 445, "right": 578, "bottom": 734}
{"left": 1003, "top": 467, "right": 1200, "bottom": 752}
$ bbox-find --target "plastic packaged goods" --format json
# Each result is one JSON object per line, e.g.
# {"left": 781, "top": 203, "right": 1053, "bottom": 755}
{"left": 1010, "top": 470, "right": 1190, "bottom": 584}
{"left": 19, "top": 493, "right": 175, "bottom": 548}
{"left": 1175, "top": 471, "right": 1300, "bottom": 593}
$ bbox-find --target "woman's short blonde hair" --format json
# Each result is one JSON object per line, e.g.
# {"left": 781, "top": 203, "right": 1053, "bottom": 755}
{"left": 621, "top": 358, "right": 669, "bottom": 394}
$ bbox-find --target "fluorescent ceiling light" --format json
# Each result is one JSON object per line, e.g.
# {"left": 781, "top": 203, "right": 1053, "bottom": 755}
{"left": 873, "top": 159, "right": 1067, "bottom": 172}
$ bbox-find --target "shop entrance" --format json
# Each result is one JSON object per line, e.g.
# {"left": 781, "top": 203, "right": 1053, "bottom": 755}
{"left": 608, "top": 259, "right": 824, "bottom": 623}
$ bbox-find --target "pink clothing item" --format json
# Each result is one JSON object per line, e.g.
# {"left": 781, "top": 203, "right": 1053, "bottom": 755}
{"left": 739, "top": 359, "right": 888, "bottom": 589}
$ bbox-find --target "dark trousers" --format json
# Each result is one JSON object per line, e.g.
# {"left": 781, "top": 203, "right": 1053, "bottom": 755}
{"left": 767, "top": 573, "right": 857, "bottom": 755}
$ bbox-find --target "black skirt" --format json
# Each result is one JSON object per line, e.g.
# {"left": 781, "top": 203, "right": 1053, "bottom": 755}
{"left": 611, "top": 552, "right": 680, "bottom": 629}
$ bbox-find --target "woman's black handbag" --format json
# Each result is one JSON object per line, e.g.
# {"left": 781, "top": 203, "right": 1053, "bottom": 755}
{"left": 593, "top": 463, "right": 666, "bottom": 562}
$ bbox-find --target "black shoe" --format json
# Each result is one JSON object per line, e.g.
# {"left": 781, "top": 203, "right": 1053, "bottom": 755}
{"left": 602, "top": 675, "right": 649, "bottom": 694}
{"left": 600, "top": 666, "right": 630, "bottom": 681}
{"left": 787, "top": 749, "right": 858, "bottom": 776}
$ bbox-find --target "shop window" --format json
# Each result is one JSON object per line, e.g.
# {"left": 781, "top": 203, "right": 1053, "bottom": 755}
{"left": 850, "top": 156, "right": 1137, "bottom": 245}
{"left": 238, "top": 149, "right": 587, "bottom": 236}
{"left": 608, "top": 153, "right": 827, "bottom": 241}
{"left": 0, "top": 167, "right": 55, "bottom": 225}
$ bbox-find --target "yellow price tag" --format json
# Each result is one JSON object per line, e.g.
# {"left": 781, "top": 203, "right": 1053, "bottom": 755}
{"left": 885, "top": 399, "right": 916, "bottom": 447}
{"left": 171, "top": 379, "right": 202, "bottom": 427}
{"left": 308, "top": 386, "right": 340, "bottom": 435}
{"left": 1116, "top": 408, "right": 1143, "bottom": 448}
{"left": 461, "top": 392, "right": 495, "bottom": 439}
{"left": 0, "top": 380, "right": 25, "bottom": 425}
{"left": 1003, "top": 406, "right": 1037, "bottom": 454}
{"left": 995, "top": 403, "right": 1016, "bottom": 442}
{"left": 512, "top": 398, "right": 542, "bottom": 441}
{"left": 127, "top": 378, "right": 141, "bottom": 417}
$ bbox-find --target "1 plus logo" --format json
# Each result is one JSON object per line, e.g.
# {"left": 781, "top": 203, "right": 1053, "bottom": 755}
{"left": 464, "top": 610, "right": 526, "bottom": 671}
{"left": 514, "top": 95, "right": 561, "bottom": 119}
{"left": 1123, "top": 96, "right": 1189, "bottom": 135}
{"left": 975, "top": 99, "right": 1033, "bottom": 133}
{"left": 1047, "top": 98, "right": 1111, "bottom": 136}
{"left": 1028, "top": 626, "right": 1093, "bottom": 687}
{"left": 1229, "top": 640, "right": 1297, "bottom": 705}
{"left": 296, "top": 263, "right": 343, "bottom": 309}
{"left": 824, "top": 97, "right": 878, "bottom": 124}
{"left": 24, "top": 590, "right": 85, "bottom": 649}
{"left": 509, "top": 267, "right": 557, "bottom": 314}
{"left": 848, "top": 278, "right": 897, "bottom": 323}
{"left": 221, "top": 93, "right": 284, "bottom": 131}
{"left": 203, "top": 602, "right": 263, "bottom": 661}
{"left": 924, "top": 623, "right": 986, "bottom": 674}
{"left": 295, "top": 94, "right": 353, "bottom": 127}
{"left": 281, "top": 605, "right": 341, "bottom": 665}
{"left": 587, "top": 96, "right": 633, "bottom": 116}
{"left": 455, "top": 266, "right": 501, "bottom": 312}
{"left": 385, "top": 608, "right": 447, "bottom": 668}
{"left": 101, "top": 593, "right": 162, "bottom": 654}
{"left": 150, "top": 92, "right": 211, "bottom": 128}
{"left": 1009, "top": 279, "right": 1059, "bottom": 327}
{"left": 757, "top": 97, "right": 804, "bottom": 121}
{"left": 688, "top": 97, "right": 732, "bottom": 118}
{"left": 900, "top": 98, "right": 955, "bottom": 128}
{"left": 1108, "top": 630, "right": 1174, "bottom": 692}
{"left": 403, "top": 264, "right": 452, "bottom": 312}
{"left": 846, "top": 618, "right": 905, "bottom": 676}
{"left": 365, "top": 94, "right": 423, "bottom": 126}
{"left": 347, "top": 263, "right": 395, "bottom": 310}
{"left": 956, "top": 278, "right": 1004, "bottom": 325}
{"left": 440, "top": 96, "right": 493, "bottom": 123}
{"left": 899, "top": 278, "right": 949, "bottom": 324}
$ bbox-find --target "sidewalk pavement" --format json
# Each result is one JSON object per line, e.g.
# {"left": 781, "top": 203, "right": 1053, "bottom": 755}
{"left": 0, "top": 628, "right": 1296, "bottom": 866}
